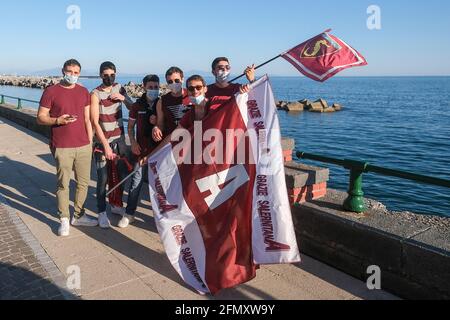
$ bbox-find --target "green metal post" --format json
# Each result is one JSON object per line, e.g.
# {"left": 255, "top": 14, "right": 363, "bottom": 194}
{"left": 17, "top": 99, "right": 22, "bottom": 110}
{"left": 1, "top": 95, "right": 4, "bottom": 105}
{"left": 343, "top": 160, "right": 368, "bottom": 213}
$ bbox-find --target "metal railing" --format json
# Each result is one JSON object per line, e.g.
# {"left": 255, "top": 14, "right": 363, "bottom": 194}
{"left": 296, "top": 151, "right": 450, "bottom": 213}
{"left": 0, "top": 94, "right": 40, "bottom": 110}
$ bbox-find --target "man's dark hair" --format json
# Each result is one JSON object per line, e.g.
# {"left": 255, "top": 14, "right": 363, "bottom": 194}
{"left": 211, "top": 57, "right": 229, "bottom": 71}
{"left": 143, "top": 74, "right": 160, "bottom": 86}
{"left": 186, "top": 75, "right": 206, "bottom": 87}
{"left": 63, "top": 59, "right": 81, "bottom": 70}
{"left": 165, "top": 66, "right": 184, "bottom": 79}
{"left": 100, "top": 61, "right": 116, "bottom": 74}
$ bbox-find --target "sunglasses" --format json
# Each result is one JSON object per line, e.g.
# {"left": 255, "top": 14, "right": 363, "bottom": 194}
{"left": 187, "top": 85, "right": 204, "bottom": 93}
{"left": 102, "top": 74, "right": 116, "bottom": 78}
{"left": 167, "top": 79, "right": 182, "bottom": 84}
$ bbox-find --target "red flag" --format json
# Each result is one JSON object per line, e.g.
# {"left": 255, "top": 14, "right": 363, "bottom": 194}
{"left": 107, "top": 156, "right": 134, "bottom": 208}
{"left": 281, "top": 30, "right": 367, "bottom": 82}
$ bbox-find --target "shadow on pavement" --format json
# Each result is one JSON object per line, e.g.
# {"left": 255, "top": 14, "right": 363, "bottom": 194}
{"left": 0, "top": 262, "right": 78, "bottom": 300}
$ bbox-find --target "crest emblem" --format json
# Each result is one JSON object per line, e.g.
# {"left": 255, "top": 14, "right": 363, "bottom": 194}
{"left": 301, "top": 33, "right": 342, "bottom": 58}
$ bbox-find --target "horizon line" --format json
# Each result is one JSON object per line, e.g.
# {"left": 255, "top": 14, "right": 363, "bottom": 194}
{"left": 1, "top": 73, "right": 450, "bottom": 78}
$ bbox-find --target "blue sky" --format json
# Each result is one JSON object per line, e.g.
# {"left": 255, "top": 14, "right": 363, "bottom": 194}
{"left": 1, "top": 0, "right": 450, "bottom": 76}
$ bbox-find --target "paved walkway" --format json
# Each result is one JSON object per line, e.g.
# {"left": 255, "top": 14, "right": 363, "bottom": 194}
{"left": 0, "top": 202, "right": 73, "bottom": 299}
{"left": 0, "top": 116, "right": 399, "bottom": 300}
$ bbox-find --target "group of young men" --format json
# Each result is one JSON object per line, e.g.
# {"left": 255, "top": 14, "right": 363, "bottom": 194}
{"left": 37, "top": 58, "right": 255, "bottom": 237}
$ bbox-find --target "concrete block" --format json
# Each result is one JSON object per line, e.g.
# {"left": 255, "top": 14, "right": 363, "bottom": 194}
{"left": 285, "top": 169, "right": 310, "bottom": 189}
{"left": 285, "top": 162, "right": 330, "bottom": 188}
{"left": 286, "top": 102, "right": 304, "bottom": 112}
{"left": 333, "top": 103, "right": 343, "bottom": 111}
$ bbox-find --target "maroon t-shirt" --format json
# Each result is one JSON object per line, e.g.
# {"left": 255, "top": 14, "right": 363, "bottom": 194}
{"left": 161, "top": 89, "right": 192, "bottom": 136}
{"left": 40, "top": 84, "right": 90, "bottom": 148}
{"left": 206, "top": 83, "right": 241, "bottom": 105}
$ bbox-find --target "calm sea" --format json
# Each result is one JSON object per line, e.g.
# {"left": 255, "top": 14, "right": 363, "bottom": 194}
{"left": 1, "top": 76, "right": 449, "bottom": 217}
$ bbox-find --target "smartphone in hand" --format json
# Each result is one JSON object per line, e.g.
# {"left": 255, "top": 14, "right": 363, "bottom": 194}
{"left": 66, "top": 115, "right": 78, "bottom": 122}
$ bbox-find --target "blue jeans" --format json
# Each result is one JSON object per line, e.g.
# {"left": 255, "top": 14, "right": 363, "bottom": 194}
{"left": 95, "top": 153, "right": 129, "bottom": 214}
{"left": 126, "top": 163, "right": 148, "bottom": 216}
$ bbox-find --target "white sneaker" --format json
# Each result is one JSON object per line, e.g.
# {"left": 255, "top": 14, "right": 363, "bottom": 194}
{"left": 71, "top": 215, "right": 99, "bottom": 227}
{"left": 111, "top": 206, "right": 125, "bottom": 216}
{"left": 196, "top": 289, "right": 207, "bottom": 296}
{"left": 58, "top": 218, "right": 70, "bottom": 237}
{"left": 118, "top": 214, "right": 135, "bottom": 229}
{"left": 98, "top": 212, "right": 111, "bottom": 229}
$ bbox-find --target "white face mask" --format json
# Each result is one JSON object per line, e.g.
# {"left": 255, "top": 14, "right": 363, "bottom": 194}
{"left": 168, "top": 82, "right": 183, "bottom": 93}
{"left": 63, "top": 74, "right": 78, "bottom": 85}
{"left": 146, "top": 89, "right": 159, "bottom": 100}
{"left": 189, "top": 94, "right": 205, "bottom": 106}
{"left": 216, "top": 70, "right": 230, "bottom": 83}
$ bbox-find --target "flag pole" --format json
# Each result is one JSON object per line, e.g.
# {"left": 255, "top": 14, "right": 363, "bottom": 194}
{"left": 105, "top": 166, "right": 141, "bottom": 197}
{"left": 228, "top": 54, "right": 282, "bottom": 83}
{"left": 105, "top": 144, "right": 163, "bottom": 197}
{"left": 105, "top": 129, "right": 175, "bottom": 197}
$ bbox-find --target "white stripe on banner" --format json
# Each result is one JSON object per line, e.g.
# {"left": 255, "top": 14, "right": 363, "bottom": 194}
{"left": 147, "top": 144, "right": 209, "bottom": 293}
{"left": 238, "top": 75, "right": 301, "bottom": 264}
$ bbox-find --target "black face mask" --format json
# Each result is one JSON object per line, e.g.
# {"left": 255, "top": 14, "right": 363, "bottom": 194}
{"left": 102, "top": 75, "right": 116, "bottom": 87}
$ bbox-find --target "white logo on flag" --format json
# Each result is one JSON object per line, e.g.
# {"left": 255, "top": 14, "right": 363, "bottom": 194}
{"left": 196, "top": 165, "right": 249, "bottom": 210}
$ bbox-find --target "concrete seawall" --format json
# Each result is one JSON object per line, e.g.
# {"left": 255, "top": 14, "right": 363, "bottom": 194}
{"left": 293, "top": 190, "right": 449, "bottom": 299}
{"left": 1, "top": 103, "right": 449, "bottom": 299}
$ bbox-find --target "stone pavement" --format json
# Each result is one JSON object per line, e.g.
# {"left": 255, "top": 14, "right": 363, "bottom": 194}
{"left": 0, "top": 201, "right": 76, "bottom": 300}
{"left": 0, "top": 116, "right": 399, "bottom": 300}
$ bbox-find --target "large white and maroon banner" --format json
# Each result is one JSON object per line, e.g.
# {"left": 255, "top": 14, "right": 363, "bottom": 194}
{"left": 148, "top": 75, "right": 300, "bottom": 295}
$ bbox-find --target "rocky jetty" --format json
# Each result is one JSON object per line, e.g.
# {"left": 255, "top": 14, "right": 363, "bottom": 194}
{"left": 276, "top": 98, "right": 343, "bottom": 113}
{"left": 121, "top": 81, "right": 170, "bottom": 98}
{"left": 0, "top": 75, "right": 61, "bottom": 89}
{"left": 0, "top": 75, "right": 169, "bottom": 98}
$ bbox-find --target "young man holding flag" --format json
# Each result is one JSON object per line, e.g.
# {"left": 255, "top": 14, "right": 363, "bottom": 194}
{"left": 206, "top": 57, "right": 255, "bottom": 103}
{"left": 90, "top": 61, "right": 133, "bottom": 229}
{"left": 180, "top": 75, "right": 250, "bottom": 129}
